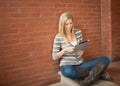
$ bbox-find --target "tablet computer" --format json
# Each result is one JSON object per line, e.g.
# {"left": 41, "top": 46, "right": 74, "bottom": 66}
{"left": 72, "top": 40, "right": 89, "bottom": 53}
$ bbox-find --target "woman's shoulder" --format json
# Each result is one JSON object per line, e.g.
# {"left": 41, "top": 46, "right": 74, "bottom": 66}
{"left": 55, "top": 33, "right": 61, "bottom": 38}
{"left": 74, "top": 29, "right": 82, "bottom": 34}
{"left": 54, "top": 33, "right": 62, "bottom": 40}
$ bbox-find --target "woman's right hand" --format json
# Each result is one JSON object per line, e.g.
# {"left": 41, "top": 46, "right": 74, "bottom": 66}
{"left": 62, "top": 47, "right": 74, "bottom": 53}
{"left": 57, "top": 47, "right": 74, "bottom": 59}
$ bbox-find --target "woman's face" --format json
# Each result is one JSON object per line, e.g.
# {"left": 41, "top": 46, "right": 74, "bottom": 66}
{"left": 64, "top": 19, "right": 73, "bottom": 32}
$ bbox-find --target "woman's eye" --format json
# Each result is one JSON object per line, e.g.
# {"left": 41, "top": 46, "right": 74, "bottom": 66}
{"left": 66, "top": 24, "right": 68, "bottom": 25}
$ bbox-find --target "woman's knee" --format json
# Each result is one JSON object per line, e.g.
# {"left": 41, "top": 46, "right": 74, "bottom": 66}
{"left": 61, "top": 67, "right": 78, "bottom": 79}
{"left": 101, "top": 56, "right": 110, "bottom": 65}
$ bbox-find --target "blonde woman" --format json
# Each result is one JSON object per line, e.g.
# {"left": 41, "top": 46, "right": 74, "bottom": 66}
{"left": 52, "top": 12, "right": 110, "bottom": 86}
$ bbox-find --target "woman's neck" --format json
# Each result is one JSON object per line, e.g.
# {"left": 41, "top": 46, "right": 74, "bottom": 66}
{"left": 66, "top": 31, "right": 71, "bottom": 37}
{"left": 66, "top": 31, "right": 75, "bottom": 42}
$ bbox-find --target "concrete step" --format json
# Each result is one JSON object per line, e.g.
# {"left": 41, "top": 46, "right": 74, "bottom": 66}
{"left": 48, "top": 82, "right": 62, "bottom": 86}
{"left": 58, "top": 71, "right": 118, "bottom": 86}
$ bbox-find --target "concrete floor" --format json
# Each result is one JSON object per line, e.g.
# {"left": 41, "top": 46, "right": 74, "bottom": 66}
{"left": 49, "top": 82, "right": 61, "bottom": 86}
{"left": 49, "top": 80, "right": 118, "bottom": 86}
{"left": 49, "top": 61, "right": 120, "bottom": 86}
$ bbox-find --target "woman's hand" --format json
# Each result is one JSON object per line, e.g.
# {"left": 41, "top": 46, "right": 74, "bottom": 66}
{"left": 76, "top": 50, "right": 84, "bottom": 56}
{"left": 63, "top": 47, "right": 74, "bottom": 53}
{"left": 57, "top": 47, "right": 74, "bottom": 59}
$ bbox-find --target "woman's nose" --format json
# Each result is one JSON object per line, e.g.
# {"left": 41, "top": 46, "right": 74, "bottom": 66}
{"left": 68, "top": 24, "right": 71, "bottom": 28}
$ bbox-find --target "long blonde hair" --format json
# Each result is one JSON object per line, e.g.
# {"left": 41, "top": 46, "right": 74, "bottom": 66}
{"left": 58, "top": 12, "right": 75, "bottom": 43}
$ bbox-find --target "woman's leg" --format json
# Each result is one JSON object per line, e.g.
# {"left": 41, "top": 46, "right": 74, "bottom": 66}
{"left": 80, "top": 62, "right": 107, "bottom": 86}
{"left": 60, "top": 65, "right": 79, "bottom": 79}
{"left": 78, "top": 56, "right": 110, "bottom": 71}
{"left": 60, "top": 56, "right": 110, "bottom": 81}
{"left": 60, "top": 65, "right": 89, "bottom": 80}
{"left": 78, "top": 56, "right": 110, "bottom": 86}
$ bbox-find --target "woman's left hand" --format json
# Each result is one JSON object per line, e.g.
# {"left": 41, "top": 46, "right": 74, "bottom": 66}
{"left": 76, "top": 50, "right": 84, "bottom": 56}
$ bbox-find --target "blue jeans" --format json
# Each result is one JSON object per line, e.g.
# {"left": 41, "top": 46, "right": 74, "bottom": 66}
{"left": 60, "top": 56, "right": 110, "bottom": 79}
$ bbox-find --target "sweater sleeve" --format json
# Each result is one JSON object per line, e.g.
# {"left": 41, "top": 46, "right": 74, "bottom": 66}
{"left": 52, "top": 34, "right": 61, "bottom": 60}
{"left": 75, "top": 29, "right": 83, "bottom": 42}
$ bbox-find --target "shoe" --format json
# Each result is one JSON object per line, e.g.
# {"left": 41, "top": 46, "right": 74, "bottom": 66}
{"left": 101, "top": 72, "right": 110, "bottom": 80}
{"left": 77, "top": 68, "right": 89, "bottom": 80}
{"left": 79, "top": 62, "right": 107, "bottom": 86}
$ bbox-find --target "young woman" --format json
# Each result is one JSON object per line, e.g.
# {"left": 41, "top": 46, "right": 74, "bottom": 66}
{"left": 52, "top": 12, "right": 110, "bottom": 86}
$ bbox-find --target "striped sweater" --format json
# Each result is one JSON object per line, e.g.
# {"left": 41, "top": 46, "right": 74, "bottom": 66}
{"left": 52, "top": 29, "right": 84, "bottom": 66}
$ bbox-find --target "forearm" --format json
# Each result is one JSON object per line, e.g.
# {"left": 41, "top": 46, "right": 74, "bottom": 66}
{"left": 57, "top": 50, "right": 65, "bottom": 59}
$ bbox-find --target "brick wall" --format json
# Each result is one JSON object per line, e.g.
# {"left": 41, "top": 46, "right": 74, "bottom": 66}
{"left": 101, "top": 0, "right": 112, "bottom": 58}
{"left": 0, "top": 0, "right": 114, "bottom": 86}
{"left": 111, "top": 0, "right": 120, "bottom": 61}
{"left": 101, "top": 0, "right": 120, "bottom": 61}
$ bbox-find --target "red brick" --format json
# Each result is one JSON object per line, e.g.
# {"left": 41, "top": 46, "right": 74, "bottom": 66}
{"left": 1, "top": 8, "right": 18, "bottom": 13}
{"left": 11, "top": 13, "right": 33, "bottom": 18}
{"left": 0, "top": 2, "right": 8, "bottom": 7}
{"left": 9, "top": 2, "right": 40, "bottom": 8}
